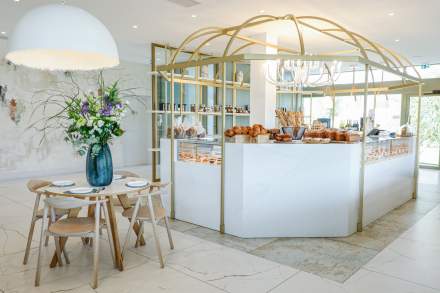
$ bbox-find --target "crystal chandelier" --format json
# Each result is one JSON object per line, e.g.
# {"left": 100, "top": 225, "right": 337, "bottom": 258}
{"left": 266, "top": 59, "right": 342, "bottom": 89}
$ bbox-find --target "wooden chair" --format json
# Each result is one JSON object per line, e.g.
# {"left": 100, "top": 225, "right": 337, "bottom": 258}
{"left": 35, "top": 196, "right": 115, "bottom": 289}
{"left": 111, "top": 170, "right": 140, "bottom": 207}
{"left": 121, "top": 184, "right": 174, "bottom": 268}
{"left": 23, "top": 180, "right": 69, "bottom": 265}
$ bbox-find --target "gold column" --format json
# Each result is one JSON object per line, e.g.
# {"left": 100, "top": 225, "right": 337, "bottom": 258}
{"left": 358, "top": 63, "right": 369, "bottom": 232}
{"left": 220, "top": 62, "right": 227, "bottom": 233}
{"left": 170, "top": 70, "right": 176, "bottom": 219}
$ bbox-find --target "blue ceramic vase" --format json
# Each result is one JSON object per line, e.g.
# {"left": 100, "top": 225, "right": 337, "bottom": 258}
{"left": 86, "top": 143, "right": 113, "bottom": 187}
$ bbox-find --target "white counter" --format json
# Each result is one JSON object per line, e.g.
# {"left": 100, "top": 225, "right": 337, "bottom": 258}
{"left": 160, "top": 138, "right": 416, "bottom": 237}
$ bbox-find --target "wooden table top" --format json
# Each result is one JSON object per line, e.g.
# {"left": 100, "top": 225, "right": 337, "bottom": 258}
{"left": 39, "top": 176, "right": 150, "bottom": 197}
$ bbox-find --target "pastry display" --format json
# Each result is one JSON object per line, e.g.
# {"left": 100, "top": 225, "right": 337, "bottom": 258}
{"left": 167, "top": 117, "right": 206, "bottom": 139}
{"left": 224, "top": 124, "right": 268, "bottom": 143}
{"left": 303, "top": 137, "right": 331, "bottom": 144}
{"left": 276, "top": 110, "right": 304, "bottom": 127}
{"left": 366, "top": 138, "right": 411, "bottom": 162}
{"left": 304, "top": 128, "right": 360, "bottom": 143}
{"left": 274, "top": 133, "right": 292, "bottom": 142}
{"left": 178, "top": 151, "right": 222, "bottom": 165}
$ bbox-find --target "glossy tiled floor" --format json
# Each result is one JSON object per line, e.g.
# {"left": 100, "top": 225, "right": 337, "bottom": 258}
{"left": 0, "top": 167, "right": 439, "bottom": 292}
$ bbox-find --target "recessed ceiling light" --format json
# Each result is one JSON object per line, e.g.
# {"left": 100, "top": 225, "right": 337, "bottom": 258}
{"left": 395, "top": 39, "right": 400, "bottom": 42}
{"left": 1, "top": 32, "right": 6, "bottom": 35}
{"left": 14, "top": 0, "right": 20, "bottom": 2}
{"left": 132, "top": 25, "right": 138, "bottom": 29}
{"left": 388, "top": 12, "right": 395, "bottom": 16}
{"left": 191, "top": 14, "right": 197, "bottom": 18}
{"left": 259, "top": 10, "right": 265, "bottom": 13}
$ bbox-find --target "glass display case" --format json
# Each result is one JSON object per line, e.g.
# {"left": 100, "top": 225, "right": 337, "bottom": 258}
{"left": 177, "top": 138, "right": 222, "bottom": 165}
{"left": 365, "top": 137, "right": 414, "bottom": 162}
{"left": 151, "top": 43, "right": 250, "bottom": 180}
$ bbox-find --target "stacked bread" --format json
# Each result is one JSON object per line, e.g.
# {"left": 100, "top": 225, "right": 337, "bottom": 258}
{"left": 224, "top": 124, "right": 268, "bottom": 138}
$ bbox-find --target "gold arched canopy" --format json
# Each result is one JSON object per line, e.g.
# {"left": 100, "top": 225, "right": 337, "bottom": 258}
{"left": 165, "top": 14, "right": 420, "bottom": 80}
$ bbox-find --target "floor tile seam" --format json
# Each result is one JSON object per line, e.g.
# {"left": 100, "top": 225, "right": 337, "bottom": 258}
{"left": 265, "top": 270, "right": 301, "bottom": 293}
{"left": 166, "top": 264, "right": 230, "bottom": 293}
{"left": 361, "top": 267, "right": 440, "bottom": 291}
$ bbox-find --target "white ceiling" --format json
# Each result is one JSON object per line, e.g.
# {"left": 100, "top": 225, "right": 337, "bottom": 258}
{"left": 0, "top": 0, "right": 439, "bottom": 65}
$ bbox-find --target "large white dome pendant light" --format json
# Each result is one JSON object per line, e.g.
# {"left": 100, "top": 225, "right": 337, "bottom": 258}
{"left": 5, "top": 4, "right": 119, "bottom": 71}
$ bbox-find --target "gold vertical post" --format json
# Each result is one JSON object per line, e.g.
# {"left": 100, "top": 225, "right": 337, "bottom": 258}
{"left": 413, "top": 83, "right": 423, "bottom": 199}
{"left": 358, "top": 63, "right": 369, "bottom": 232}
{"left": 232, "top": 62, "right": 237, "bottom": 126}
{"left": 151, "top": 44, "right": 158, "bottom": 181}
{"left": 220, "top": 62, "right": 226, "bottom": 234}
{"left": 170, "top": 70, "right": 176, "bottom": 219}
{"left": 331, "top": 93, "right": 336, "bottom": 128}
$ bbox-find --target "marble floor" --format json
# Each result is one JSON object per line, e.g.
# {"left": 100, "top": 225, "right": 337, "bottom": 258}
{"left": 173, "top": 169, "right": 440, "bottom": 283}
{"left": 0, "top": 166, "right": 439, "bottom": 292}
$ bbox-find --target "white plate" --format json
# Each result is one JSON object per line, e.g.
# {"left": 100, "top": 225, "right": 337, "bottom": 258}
{"left": 68, "top": 187, "right": 94, "bottom": 194}
{"left": 113, "top": 174, "right": 123, "bottom": 180}
{"left": 52, "top": 180, "right": 75, "bottom": 187}
{"left": 126, "top": 180, "right": 150, "bottom": 188}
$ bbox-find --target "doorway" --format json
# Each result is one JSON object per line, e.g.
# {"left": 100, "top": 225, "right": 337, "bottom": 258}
{"left": 409, "top": 95, "right": 440, "bottom": 168}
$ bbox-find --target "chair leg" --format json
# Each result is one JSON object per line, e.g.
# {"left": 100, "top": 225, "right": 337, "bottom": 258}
{"left": 147, "top": 195, "right": 164, "bottom": 268}
{"left": 62, "top": 246, "right": 70, "bottom": 264}
{"left": 35, "top": 206, "right": 47, "bottom": 287}
{"left": 122, "top": 198, "right": 141, "bottom": 257}
{"left": 45, "top": 216, "right": 52, "bottom": 247}
{"left": 24, "top": 193, "right": 41, "bottom": 265}
{"left": 135, "top": 221, "right": 144, "bottom": 248}
{"left": 54, "top": 237, "right": 63, "bottom": 267}
{"left": 102, "top": 202, "right": 116, "bottom": 267}
{"left": 91, "top": 204, "right": 100, "bottom": 289}
{"left": 163, "top": 216, "right": 174, "bottom": 250}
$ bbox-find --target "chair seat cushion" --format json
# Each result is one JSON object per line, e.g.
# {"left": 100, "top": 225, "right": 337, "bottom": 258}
{"left": 48, "top": 217, "right": 104, "bottom": 235}
{"left": 122, "top": 206, "right": 167, "bottom": 220}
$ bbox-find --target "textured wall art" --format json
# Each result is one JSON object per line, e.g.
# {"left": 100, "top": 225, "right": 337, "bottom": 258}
{"left": 0, "top": 84, "right": 25, "bottom": 125}
{"left": 0, "top": 60, "right": 152, "bottom": 181}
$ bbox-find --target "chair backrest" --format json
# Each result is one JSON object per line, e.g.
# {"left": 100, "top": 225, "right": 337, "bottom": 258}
{"left": 44, "top": 196, "right": 98, "bottom": 210}
{"left": 27, "top": 180, "right": 51, "bottom": 193}
{"left": 115, "top": 170, "right": 140, "bottom": 178}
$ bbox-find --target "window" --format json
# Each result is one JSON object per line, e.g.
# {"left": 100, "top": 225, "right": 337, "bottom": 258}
{"left": 374, "top": 94, "right": 402, "bottom": 132}
{"left": 311, "top": 96, "right": 333, "bottom": 124}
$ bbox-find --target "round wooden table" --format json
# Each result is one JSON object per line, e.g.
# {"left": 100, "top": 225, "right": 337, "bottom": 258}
{"left": 39, "top": 176, "right": 152, "bottom": 271}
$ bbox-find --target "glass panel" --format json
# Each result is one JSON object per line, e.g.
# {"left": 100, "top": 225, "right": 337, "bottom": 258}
{"left": 303, "top": 97, "right": 312, "bottom": 125}
{"left": 410, "top": 96, "right": 440, "bottom": 166}
{"left": 311, "top": 96, "right": 333, "bottom": 124}
{"left": 334, "top": 95, "right": 375, "bottom": 129}
{"left": 374, "top": 94, "right": 402, "bottom": 132}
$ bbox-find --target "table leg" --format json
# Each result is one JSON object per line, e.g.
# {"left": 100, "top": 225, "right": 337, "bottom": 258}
{"left": 50, "top": 207, "right": 81, "bottom": 268}
{"left": 107, "top": 199, "right": 124, "bottom": 271}
{"left": 117, "top": 194, "right": 146, "bottom": 246}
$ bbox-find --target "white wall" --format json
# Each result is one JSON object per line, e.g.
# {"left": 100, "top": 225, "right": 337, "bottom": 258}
{"left": 0, "top": 40, "right": 152, "bottom": 181}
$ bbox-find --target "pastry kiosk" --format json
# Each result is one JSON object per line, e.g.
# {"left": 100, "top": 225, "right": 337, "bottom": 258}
{"left": 153, "top": 14, "right": 423, "bottom": 237}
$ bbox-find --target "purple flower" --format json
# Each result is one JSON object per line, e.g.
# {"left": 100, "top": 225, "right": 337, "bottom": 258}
{"left": 115, "top": 103, "right": 123, "bottom": 109}
{"left": 100, "top": 103, "right": 113, "bottom": 116}
{"left": 81, "top": 101, "right": 89, "bottom": 115}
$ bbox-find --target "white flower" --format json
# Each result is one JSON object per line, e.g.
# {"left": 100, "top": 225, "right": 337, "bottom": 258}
{"left": 87, "top": 120, "right": 93, "bottom": 127}
{"left": 97, "top": 120, "right": 104, "bottom": 128}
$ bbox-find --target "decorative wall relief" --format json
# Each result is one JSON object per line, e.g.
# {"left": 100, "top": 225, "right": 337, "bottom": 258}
{"left": 8, "top": 98, "right": 25, "bottom": 124}
{"left": 0, "top": 85, "right": 7, "bottom": 104}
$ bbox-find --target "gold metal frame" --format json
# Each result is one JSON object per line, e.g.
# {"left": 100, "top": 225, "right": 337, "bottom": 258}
{"left": 154, "top": 14, "right": 423, "bottom": 234}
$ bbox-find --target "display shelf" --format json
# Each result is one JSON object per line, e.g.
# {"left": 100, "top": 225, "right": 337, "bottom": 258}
{"left": 150, "top": 110, "right": 250, "bottom": 116}
{"left": 177, "top": 139, "right": 222, "bottom": 165}
{"left": 365, "top": 137, "right": 413, "bottom": 163}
